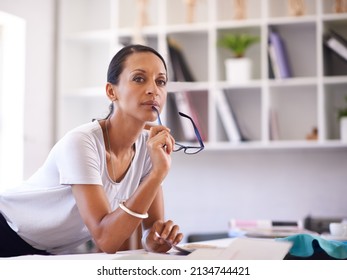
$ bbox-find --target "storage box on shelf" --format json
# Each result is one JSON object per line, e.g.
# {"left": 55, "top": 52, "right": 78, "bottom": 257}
{"left": 57, "top": 0, "right": 347, "bottom": 150}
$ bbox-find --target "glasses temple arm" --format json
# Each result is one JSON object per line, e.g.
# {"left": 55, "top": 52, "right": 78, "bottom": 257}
{"left": 178, "top": 112, "right": 204, "bottom": 147}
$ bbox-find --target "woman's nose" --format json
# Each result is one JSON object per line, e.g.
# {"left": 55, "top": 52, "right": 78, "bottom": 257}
{"left": 146, "top": 81, "right": 159, "bottom": 96}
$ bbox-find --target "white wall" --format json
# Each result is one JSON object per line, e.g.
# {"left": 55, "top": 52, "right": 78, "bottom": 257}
{"left": 0, "top": 0, "right": 56, "bottom": 179}
{"left": 164, "top": 148, "right": 347, "bottom": 240}
{"left": 0, "top": 11, "right": 26, "bottom": 190}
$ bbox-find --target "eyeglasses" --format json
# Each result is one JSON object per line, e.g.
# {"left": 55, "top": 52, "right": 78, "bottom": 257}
{"left": 152, "top": 106, "right": 204, "bottom": 154}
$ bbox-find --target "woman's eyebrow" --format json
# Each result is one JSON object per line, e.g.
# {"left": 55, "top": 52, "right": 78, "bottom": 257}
{"left": 131, "top": 69, "right": 167, "bottom": 77}
{"left": 130, "top": 68, "right": 146, "bottom": 74}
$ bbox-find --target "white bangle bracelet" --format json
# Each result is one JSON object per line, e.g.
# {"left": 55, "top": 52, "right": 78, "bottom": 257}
{"left": 119, "top": 202, "right": 149, "bottom": 219}
{"left": 141, "top": 229, "right": 151, "bottom": 252}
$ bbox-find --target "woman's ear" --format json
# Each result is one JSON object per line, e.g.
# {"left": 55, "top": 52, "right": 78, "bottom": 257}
{"left": 106, "top": 83, "right": 118, "bottom": 101}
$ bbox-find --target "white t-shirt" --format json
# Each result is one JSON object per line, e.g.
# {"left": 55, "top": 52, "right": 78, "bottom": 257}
{"left": 0, "top": 121, "right": 152, "bottom": 254}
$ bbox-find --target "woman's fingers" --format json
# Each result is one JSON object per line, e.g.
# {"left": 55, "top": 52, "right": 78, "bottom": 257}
{"left": 148, "top": 126, "right": 175, "bottom": 154}
{"left": 154, "top": 220, "right": 183, "bottom": 244}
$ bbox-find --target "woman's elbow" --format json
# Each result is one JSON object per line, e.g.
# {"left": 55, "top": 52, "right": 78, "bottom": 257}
{"left": 94, "top": 238, "right": 119, "bottom": 254}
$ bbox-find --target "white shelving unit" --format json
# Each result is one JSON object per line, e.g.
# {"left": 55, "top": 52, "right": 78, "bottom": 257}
{"left": 57, "top": 0, "right": 347, "bottom": 150}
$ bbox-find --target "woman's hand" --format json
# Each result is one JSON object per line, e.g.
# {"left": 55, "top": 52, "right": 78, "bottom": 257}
{"left": 142, "top": 220, "right": 183, "bottom": 253}
{"left": 147, "top": 125, "right": 175, "bottom": 179}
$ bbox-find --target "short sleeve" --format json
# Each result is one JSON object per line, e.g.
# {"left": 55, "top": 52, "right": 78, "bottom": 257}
{"left": 55, "top": 130, "right": 103, "bottom": 185}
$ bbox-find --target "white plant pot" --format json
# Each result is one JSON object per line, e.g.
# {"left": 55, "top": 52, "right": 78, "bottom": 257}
{"left": 225, "top": 57, "right": 252, "bottom": 83}
{"left": 340, "top": 117, "right": 347, "bottom": 143}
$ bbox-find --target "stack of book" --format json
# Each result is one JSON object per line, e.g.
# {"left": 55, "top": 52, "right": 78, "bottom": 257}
{"left": 228, "top": 219, "right": 316, "bottom": 238}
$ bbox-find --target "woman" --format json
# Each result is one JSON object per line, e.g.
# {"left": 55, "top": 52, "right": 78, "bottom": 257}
{"left": 0, "top": 44, "right": 183, "bottom": 257}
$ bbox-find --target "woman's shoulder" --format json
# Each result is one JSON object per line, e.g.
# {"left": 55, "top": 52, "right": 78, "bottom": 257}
{"left": 69, "top": 120, "right": 101, "bottom": 134}
{"left": 65, "top": 121, "right": 101, "bottom": 137}
{"left": 57, "top": 121, "right": 103, "bottom": 148}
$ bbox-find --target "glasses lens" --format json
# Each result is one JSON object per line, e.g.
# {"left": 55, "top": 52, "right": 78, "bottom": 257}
{"left": 173, "top": 143, "right": 185, "bottom": 152}
{"left": 184, "top": 147, "right": 204, "bottom": 154}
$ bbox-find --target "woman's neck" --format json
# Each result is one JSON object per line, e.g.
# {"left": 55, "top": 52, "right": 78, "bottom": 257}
{"left": 105, "top": 113, "right": 144, "bottom": 155}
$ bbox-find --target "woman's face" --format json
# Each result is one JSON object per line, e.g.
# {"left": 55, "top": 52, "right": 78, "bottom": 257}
{"left": 113, "top": 51, "right": 168, "bottom": 123}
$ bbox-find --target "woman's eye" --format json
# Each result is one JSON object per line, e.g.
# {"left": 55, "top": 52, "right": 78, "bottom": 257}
{"left": 157, "top": 79, "right": 167, "bottom": 86}
{"left": 134, "top": 76, "right": 145, "bottom": 83}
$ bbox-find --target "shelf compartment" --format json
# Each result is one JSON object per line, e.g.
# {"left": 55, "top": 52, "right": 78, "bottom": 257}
{"left": 216, "top": 26, "right": 261, "bottom": 82}
{"left": 215, "top": 88, "right": 262, "bottom": 142}
{"left": 166, "top": 31, "right": 209, "bottom": 82}
{"left": 268, "top": 22, "right": 317, "bottom": 79}
{"left": 166, "top": 90, "right": 209, "bottom": 143}
{"left": 267, "top": 0, "right": 317, "bottom": 18}
{"left": 322, "top": 19, "right": 347, "bottom": 77}
{"left": 269, "top": 84, "right": 318, "bottom": 141}
{"left": 118, "top": 0, "right": 160, "bottom": 28}
{"left": 216, "top": 0, "right": 264, "bottom": 22}
{"left": 322, "top": 0, "right": 347, "bottom": 15}
{"left": 166, "top": 0, "right": 209, "bottom": 25}
{"left": 324, "top": 82, "right": 347, "bottom": 140}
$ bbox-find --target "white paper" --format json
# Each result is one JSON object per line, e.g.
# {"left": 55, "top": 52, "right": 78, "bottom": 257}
{"left": 186, "top": 237, "right": 292, "bottom": 260}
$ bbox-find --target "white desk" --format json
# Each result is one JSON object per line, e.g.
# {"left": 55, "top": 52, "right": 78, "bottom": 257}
{"left": 2, "top": 237, "right": 292, "bottom": 260}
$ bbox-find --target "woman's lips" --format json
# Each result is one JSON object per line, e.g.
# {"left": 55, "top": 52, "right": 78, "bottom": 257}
{"left": 142, "top": 100, "right": 159, "bottom": 108}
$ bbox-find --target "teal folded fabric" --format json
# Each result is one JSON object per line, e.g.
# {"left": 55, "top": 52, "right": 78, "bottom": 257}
{"left": 277, "top": 233, "right": 347, "bottom": 259}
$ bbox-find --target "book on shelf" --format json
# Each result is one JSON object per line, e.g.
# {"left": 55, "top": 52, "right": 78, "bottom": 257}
{"left": 268, "top": 30, "right": 292, "bottom": 79}
{"left": 167, "top": 38, "right": 195, "bottom": 82}
{"left": 215, "top": 89, "right": 241, "bottom": 142}
{"left": 267, "top": 49, "right": 275, "bottom": 79}
{"left": 324, "top": 30, "right": 347, "bottom": 62}
{"left": 172, "top": 91, "right": 200, "bottom": 142}
{"left": 268, "top": 43, "right": 281, "bottom": 79}
{"left": 269, "top": 108, "right": 280, "bottom": 140}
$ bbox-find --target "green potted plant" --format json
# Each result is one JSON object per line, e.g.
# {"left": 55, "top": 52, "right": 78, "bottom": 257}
{"left": 218, "top": 33, "right": 259, "bottom": 83}
{"left": 337, "top": 95, "right": 347, "bottom": 142}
